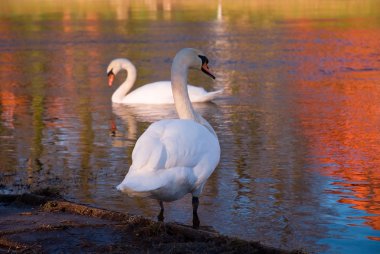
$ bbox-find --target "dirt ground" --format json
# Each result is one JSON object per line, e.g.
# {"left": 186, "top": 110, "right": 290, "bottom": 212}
{"left": 0, "top": 190, "right": 304, "bottom": 253}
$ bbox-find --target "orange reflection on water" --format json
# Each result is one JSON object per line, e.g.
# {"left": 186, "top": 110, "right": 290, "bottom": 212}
{"left": 293, "top": 22, "right": 380, "bottom": 233}
{"left": 0, "top": 49, "right": 26, "bottom": 130}
{"left": 1, "top": 91, "right": 17, "bottom": 129}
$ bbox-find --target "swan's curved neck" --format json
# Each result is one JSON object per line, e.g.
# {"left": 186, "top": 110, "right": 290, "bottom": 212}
{"left": 171, "top": 63, "right": 199, "bottom": 121}
{"left": 112, "top": 62, "right": 137, "bottom": 103}
{"left": 171, "top": 52, "right": 217, "bottom": 137}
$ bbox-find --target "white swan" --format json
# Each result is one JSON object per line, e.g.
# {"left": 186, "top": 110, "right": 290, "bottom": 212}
{"left": 116, "top": 48, "right": 221, "bottom": 228}
{"left": 107, "top": 58, "right": 223, "bottom": 104}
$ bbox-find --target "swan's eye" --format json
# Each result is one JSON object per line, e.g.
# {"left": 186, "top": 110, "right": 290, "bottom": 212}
{"left": 107, "top": 69, "right": 114, "bottom": 77}
{"left": 198, "top": 55, "right": 209, "bottom": 65}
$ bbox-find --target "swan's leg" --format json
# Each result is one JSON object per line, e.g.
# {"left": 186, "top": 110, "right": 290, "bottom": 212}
{"left": 109, "top": 119, "right": 117, "bottom": 137}
{"left": 192, "top": 196, "right": 200, "bottom": 229}
{"left": 157, "top": 200, "right": 164, "bottom": 222}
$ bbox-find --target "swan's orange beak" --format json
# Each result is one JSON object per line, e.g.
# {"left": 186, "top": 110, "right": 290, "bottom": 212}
{"left": 107, "top": 70, "right": 115, "bottom": 87}
{"left": 201, "top": 63, "right": 216, "bottom": 80}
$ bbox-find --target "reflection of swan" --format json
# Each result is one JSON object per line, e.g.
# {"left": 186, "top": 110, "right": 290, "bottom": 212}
{"left": 110, "top": 104, "right": 138, "bottom": 147}
{"left": 107, "top": 58, "right": 223, "bottom": 104}
{"left": 117, "top": 48, "right": 221, "bottom": 228}
{"left": 113, "top": 102, "right": 220, "bottom": 123}
{"left": 110, "top": 102, "right": 221, "bottom": 150}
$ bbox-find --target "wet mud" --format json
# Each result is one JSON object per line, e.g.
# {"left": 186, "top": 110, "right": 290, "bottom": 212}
{"left": 0, "top": 190, "right": 304, "bottom": 253}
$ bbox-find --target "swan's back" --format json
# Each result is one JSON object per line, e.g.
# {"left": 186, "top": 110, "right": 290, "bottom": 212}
{"left": 123, "top": 81, "right": 174, "bottom": 104}
{"left": 122, "top": 81, "right": 222, "bottom": 104}
{"left": 132, "top": 119, "right": 219, "bottom": 170}
{"left": 117, "top": 119, "right": 220, "bottom": 201}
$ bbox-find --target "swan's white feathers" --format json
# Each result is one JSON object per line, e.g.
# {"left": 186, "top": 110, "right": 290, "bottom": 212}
{"left": 117, "top": 119, "right": 220, "bottom": 201}
{"left": 123, "top": 82, "right": 173, "bottom": 104}
{"left": 107, "top": 56, "right": 223, "bottom": 104}
{"left": 116, "top": 48, "right": 221, "bottom": 206}
{"left": 122, "top": 81, "right": 223, "bottom": 104}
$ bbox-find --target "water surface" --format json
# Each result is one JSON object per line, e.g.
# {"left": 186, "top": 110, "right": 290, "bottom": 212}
{"left": 1, "top": 1, "right": 380, "bottom": 253}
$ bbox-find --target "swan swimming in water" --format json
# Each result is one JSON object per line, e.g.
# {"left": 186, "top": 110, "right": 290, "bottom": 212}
{"left": 116, "top": 48, "right": 220, "bottom": 228}
{"left": 107, "top": 58, "right": 223, "bottom": 104}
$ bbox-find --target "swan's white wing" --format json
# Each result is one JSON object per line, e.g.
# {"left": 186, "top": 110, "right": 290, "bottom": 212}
{"left": 188, "top": 86, "right": 224, "bottom": 102}
{"left": 123, "top": 82, "right": 223, "bottom": 104}
{"left": 124, "top": 81, "right": 174, "bottom": 104}
{"left": 117, "top": 119, "right": 220, "bottom": 201}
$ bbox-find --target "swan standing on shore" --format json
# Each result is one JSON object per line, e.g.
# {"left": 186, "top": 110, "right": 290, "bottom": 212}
{"left": 107, "top": 58, "right": 223, "bottom": 104}
{"left": 116, "top": 48, "right": 220, "bottom": 228}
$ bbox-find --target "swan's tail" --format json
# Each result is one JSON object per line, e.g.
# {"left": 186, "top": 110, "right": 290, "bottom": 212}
{"left": 116, "top": 169, "right": 174, "bottom": 198}
{"left": 116, "top": 184, "right": 151, "bottom": 198}
{"left": 116, "top": 173, "right": 166, "bottom": 198}
{"left": 197, "top": 89, "right": 224, "bottom": 102}
{"left": 116, "top": 167, "right": 196, "bottom": 200}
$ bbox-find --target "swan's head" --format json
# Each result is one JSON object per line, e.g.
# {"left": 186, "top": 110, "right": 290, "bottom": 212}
{"left": 106, "top": 58, "right": 136, "bottom": 86}
{"left": 174, "top": 48, "right": 216, "bottom": 79}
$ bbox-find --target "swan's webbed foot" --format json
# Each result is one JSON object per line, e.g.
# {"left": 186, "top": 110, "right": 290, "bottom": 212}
{"left": 192, "top": 196, "right": 200, "bottom": 229}
{"left": 157, "top": 200, "right": 164, "bottom": 222}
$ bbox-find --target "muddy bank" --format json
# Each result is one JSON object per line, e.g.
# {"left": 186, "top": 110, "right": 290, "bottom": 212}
{"left": 0, "top": 192, "right": 304, "bottom": 253}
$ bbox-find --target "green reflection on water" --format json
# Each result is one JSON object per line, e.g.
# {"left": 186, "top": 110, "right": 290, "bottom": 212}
{"left": 29, "top": 52, "right": 46, "bottom": 176}
{"left": 1, "top": 0, "right": 379, "bottom": 22}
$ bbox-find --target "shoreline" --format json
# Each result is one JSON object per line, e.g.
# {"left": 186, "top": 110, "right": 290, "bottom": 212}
{"left": 0, "top": 192, "right": 304, "bottom": 253}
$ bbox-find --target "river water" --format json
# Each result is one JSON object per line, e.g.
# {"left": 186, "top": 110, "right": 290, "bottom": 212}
{"left": 1, "top": 1, "right": 380, "bottom": 253}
